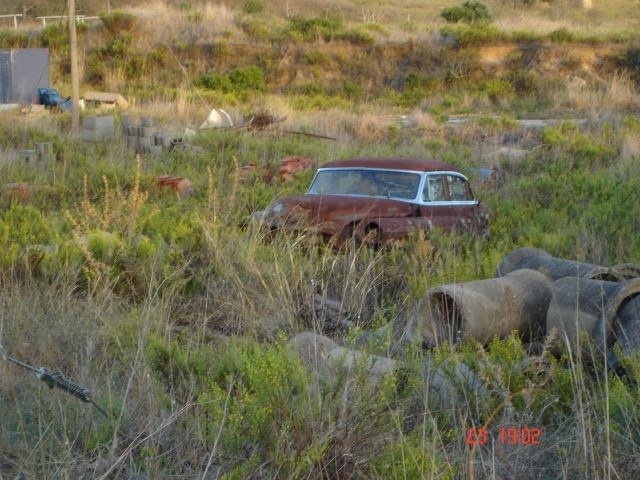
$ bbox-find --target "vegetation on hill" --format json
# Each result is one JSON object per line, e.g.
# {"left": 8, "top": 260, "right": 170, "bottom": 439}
{"left": 1, "top": 1, "right": 640, "bottom": 478}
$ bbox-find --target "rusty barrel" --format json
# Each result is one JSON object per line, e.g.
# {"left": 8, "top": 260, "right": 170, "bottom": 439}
{"left": 546, "top": 277, "right": 640, "bottom": 364}
{"left": 495, "top": 247, "right": 620, "bottom": 281}
{"left": 416, "top": 269, "right": 553, "bottom": 347}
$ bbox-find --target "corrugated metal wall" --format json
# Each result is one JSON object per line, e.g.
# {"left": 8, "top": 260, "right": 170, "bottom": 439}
{"left": 0, "top": 48, "right": 49, "bottom": 104}
{"left": 0, "top": 50, "right": 11, "bottom": 103}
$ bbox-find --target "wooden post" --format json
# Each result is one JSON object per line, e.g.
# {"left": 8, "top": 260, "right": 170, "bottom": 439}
{"left": 69, "top": 0, "right": 80, "bottom": 135}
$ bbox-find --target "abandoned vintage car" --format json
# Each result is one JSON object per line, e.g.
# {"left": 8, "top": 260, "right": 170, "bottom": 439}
{"left": 253, "top": 157, "right": 490, "bottom": 247}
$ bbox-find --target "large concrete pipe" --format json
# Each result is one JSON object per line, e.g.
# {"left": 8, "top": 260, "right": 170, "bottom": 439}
{"left": 288, "top": 332, "right": 485, "bottom": 410}
{"left": 546, "top": 277, "right": 640, "bottom": 364}
{"left": 614, "top": 295, "right": 640, "bottom": 357}
{"left": 288, "top": 331, "right": 395, "bottom": 386}
{"left": 415, "top": 269, "right": 553, "bottom": 347}
{"left": 495, "top": 247, "right": 621, "bottom": 281}
{"left": 612, "top": 263, "right": 640, "bottom": 280}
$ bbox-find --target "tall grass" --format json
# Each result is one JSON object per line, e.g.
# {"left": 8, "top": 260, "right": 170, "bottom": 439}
{"left": 2, "top": 2, "right": 640, "bottom": 474}
{"left": 1, "top": 103, "right": 639, "bottom": 478}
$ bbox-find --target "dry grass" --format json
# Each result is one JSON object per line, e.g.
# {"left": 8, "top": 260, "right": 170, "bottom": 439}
{"left": 558, "top": 70, "right": 639, "bottom": 114}
{"left": 123, "top": 1, "right": 239, "bottom": 48}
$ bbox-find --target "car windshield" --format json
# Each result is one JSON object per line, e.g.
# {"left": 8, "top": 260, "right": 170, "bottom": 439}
{"left": 308, "top": 169, "right": 421, "bottom": 200}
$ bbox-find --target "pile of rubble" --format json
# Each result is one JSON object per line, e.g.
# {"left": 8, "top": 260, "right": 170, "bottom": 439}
{"left": 293, "top": 248, "right": 640, "bottom": 408}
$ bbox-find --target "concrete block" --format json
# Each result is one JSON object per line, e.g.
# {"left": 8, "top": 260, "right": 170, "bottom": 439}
{"left": 83, "top": 115, "right": 115, "bottom": 130}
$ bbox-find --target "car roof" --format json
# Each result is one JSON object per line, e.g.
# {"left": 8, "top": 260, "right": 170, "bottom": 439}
{"left": 319, "top": 157, "right": 463, "bottom": 173}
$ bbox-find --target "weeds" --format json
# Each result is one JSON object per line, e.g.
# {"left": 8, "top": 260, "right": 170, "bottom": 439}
{"left": 1, "top": 1, "right": 640, "bottom": 477}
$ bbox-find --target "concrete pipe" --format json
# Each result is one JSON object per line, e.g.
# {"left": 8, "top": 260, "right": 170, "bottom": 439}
{"left": 415, "top": 269, "right": 553, "bottom": 347}
{"left": 612, "top": 263, "right": 640, "bottom": 280}
{"left": 613, "top": 295, "right": 640, "bottom": 358}
{"left": 288, "top": 332, "right": 396, "bottom": 386}
{"left": 495, "top": 247, "right": 620, "bottom": 281}
{"left": 546, "top": 277, "right": 640, "bottom": 363}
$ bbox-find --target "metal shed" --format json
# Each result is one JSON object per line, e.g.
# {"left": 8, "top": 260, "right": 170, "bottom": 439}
{"left": 0, "top": 48, "right": 49, "bottom": 104}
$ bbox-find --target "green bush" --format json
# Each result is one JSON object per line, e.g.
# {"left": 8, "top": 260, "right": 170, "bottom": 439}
{"left": 285, "top": 15, "right": 343, "bottom": 42}
{"left": 441, "top": 1, "right": 493, "bottom": 24}
{"left": 0, "top": 30, "right": 32, "bottom": 49}
{"left": 334, "top": 28, "right": 375, "bottom": 46}
{"left": 196, "top": 66, "right": 266, "bottom": 96}
{"left": 39, "top": 23, "right": 69, "bottom": 50}
{"left": 441, "top": 24, "right": 505, "bottom": 47}
{"left": 99, "top": 10, "right": 137, "bottom": 36}
{"left": 549, "top": 27, "right": 576, "bottom": 43}
{"left": 195, "top": 72, "right": 232, "bottom": 91}
{"left": 615, "top": 46, "right": 640, "bottom": 79}
{"left": 243, "top": 0, "right": 264, "bottom": 14}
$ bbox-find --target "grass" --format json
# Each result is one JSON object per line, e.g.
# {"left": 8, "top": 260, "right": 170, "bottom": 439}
{"left": 1, "top": 102, "right": 640, "bottom": 478}
{"left": 1, "top": 1, "right": 640, "bottom": 478}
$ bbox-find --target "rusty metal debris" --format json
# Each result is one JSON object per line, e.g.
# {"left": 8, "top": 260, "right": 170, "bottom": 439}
{"left": 200, "top": 109, "right": 336, "bottom": 140}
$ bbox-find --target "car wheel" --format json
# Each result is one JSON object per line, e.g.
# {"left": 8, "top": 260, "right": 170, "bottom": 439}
{"left": 337, "top": 223, "right": 359, "bottom": 250}
{"left": 362, "top": 224, "right": 382, "bottom": 249}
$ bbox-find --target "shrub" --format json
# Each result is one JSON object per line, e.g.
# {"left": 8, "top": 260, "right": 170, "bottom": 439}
{"left": 285, "top": 15, "right": 343, "bottom": 42}
{"left": 196, "top": 66, "right": 265, "bottom": 96}
{"left": 99, "top": 10, "right": 137, "bottom": 36}
{"left": 481, "top": 77, "right": 513, "bottom": 103}
{"left": 195, "top": 72, "right": 232, "bottom": 91}
{"left": 549, "top": 27, "right": 576, "bottom": 43}
{"left": 0, "top": 30, "right": 32, "bottom": 49}
{"left": 441, "top": 24, "right": 505, "bottom": 48}
{"left": 39, "top": 23, "right": 69, "bottom": 50}
{"left": 228, "top": 65, "right": 266, "bottom": 92}
{"left": 334, "top": 28, "right": 375, "bottom": 46}
{"left": 243, "top": 0, "right": 264, "bottom": 14}
{"left": 441, "top": 1, "right": 493, "bottom": 24}
{"left": 615, "top": 46, "right": 640, "bottom": 82}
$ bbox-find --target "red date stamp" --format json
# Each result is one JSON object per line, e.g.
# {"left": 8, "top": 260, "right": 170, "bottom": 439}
{"left": 466, "top": 426, "right": 542, "bottom": 446}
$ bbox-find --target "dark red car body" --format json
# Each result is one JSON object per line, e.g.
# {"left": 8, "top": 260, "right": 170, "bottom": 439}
{"left": 254, "top": 157, "right": 489, "bottom": 246}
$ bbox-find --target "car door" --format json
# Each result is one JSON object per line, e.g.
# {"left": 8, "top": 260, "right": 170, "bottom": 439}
{"left": 418, "top": 173, "right": 479, "bottom": 232}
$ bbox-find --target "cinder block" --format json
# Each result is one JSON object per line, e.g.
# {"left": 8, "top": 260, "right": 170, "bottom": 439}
{"left": 127, "top": 136, "right": 139, "bottom": 148}
{"left": 127, "top": 125, "right": 141, "bottom": 136}
{"left": 83, "top": 115, "right": 115, "bottom": 130}
{"left": 138, "top": 136, "right": 152, "bottom": 147}
{"left": 82, "top": 127, "right": 115, "bottom": 141}
{"left": 144, "top": 145, "right": 163, "bottom": 156}
{"left": 142, "top": 126, "right": 156, "bottom": 137}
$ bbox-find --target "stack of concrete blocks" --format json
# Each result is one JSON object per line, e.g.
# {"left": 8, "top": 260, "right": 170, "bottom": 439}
{"left": 122, "top": 116, "right": 157, "bottom": 155}
{"left": 122, "top": 116, "right": 172, "bottom": 156}
{"left": 35, "top": 142, "right": 53, "bottom": 162}
{"left": 121, "top": 116, "right": 200, "bottom": 156}
{"left": 21, "top": 142, "right": 53, "bottom": 164}
{"left": 82, "top": 114, "right": 116, "bottom": 142}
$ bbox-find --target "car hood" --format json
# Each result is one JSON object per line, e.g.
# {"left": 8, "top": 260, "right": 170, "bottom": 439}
{"left": 266, "top": 193, "right": 415, "bottom": 221}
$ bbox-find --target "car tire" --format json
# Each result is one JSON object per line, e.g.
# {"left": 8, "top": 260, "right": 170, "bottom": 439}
{"left": 362, "top": 224, "right": 382, "bottom": 250}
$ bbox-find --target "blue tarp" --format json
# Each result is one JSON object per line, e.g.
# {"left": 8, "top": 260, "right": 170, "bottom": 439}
{"left": 37, "top": 87, "right": 72, "bottom": 110}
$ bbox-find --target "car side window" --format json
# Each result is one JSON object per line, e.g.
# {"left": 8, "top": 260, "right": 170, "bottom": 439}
{"left": 423, "top": 175, "right": 446, "bottom": 202}
{"left": 447, "top": 175, "right": 472, "bottom": 201}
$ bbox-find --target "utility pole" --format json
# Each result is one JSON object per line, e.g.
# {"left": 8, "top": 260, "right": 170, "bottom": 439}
{"left": 69, "top": 0, "right": 80, "bottom": 135}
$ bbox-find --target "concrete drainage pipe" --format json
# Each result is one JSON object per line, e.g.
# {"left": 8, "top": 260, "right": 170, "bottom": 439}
{"left": 416, "top": 268, "right": 553, "bottom": 347}
{"left": 495, "top": 247, "right": 621, "bottom": 281}
{"left": 546, "top": 276, "right": 640, "bottom": 368}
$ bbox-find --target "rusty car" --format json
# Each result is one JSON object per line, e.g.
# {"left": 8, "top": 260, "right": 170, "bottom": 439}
{"left": 252, "top": 157, "right": 489, "bottom": 247}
